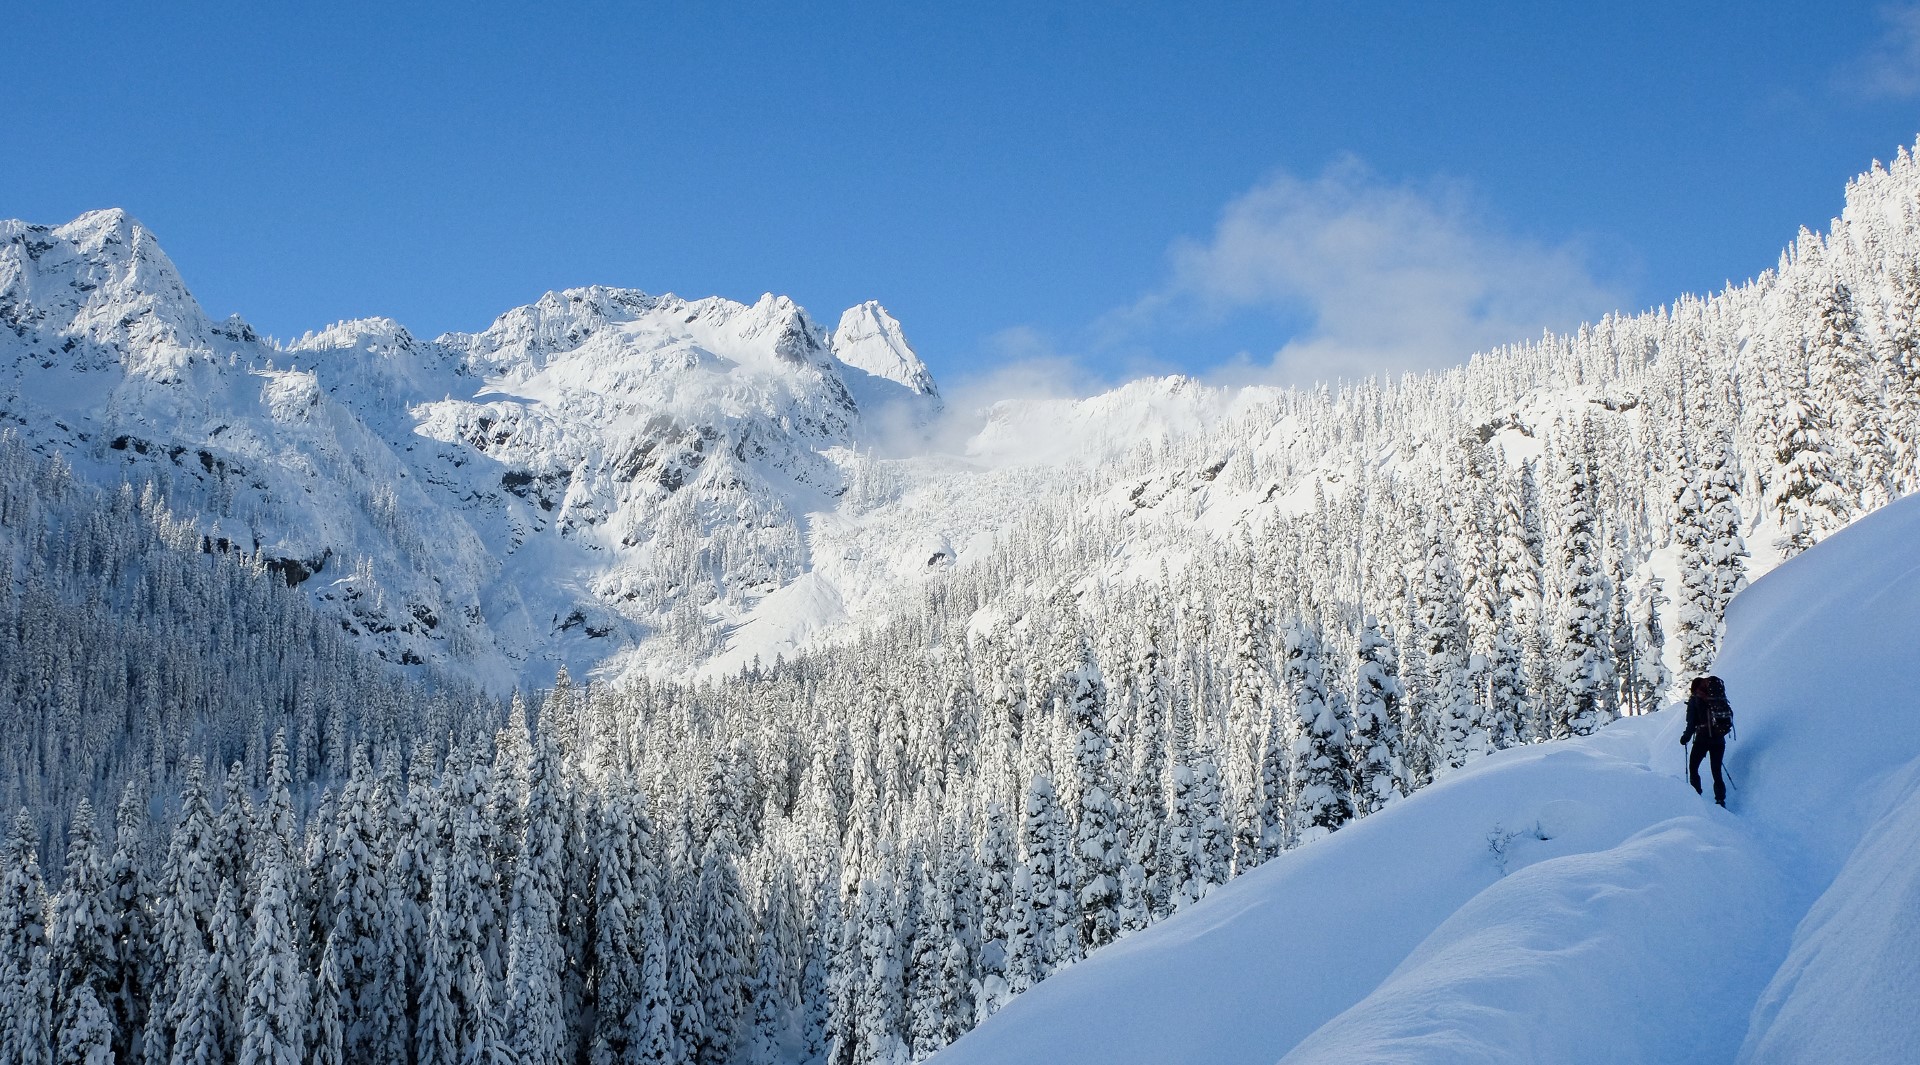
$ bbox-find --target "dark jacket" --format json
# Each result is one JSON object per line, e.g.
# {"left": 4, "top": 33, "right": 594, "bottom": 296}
{"left": 1682, "top": 678, "right": 1732, "bottom": 746}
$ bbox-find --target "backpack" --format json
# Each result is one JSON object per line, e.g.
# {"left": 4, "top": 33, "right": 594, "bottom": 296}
{"left": 1704, "top": 676, "right": 1735, "bottom": 740}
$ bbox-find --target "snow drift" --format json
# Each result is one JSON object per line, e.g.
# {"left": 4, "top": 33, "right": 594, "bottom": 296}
{"left": 934, "top": 492, "right": 1920, "bottom": 1065}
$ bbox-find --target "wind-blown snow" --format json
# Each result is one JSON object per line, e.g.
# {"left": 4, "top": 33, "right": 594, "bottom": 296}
{"left": 934, "top": 493, "right": 1920, "bottom": 1065}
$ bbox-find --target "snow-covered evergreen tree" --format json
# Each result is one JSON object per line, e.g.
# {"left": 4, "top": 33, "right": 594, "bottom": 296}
{"left": 1255, "top": 704, "right": 1291, "bottom": 857}
{"left": 1627, "top": 575, "right": 1672, "bottom": 714}
{"left": 1882, "top": 256, "right": 1920, "bottom": 491}
{"left": 49, "top": 802, "right": 113, "bottom": 1065}
{"left": 52, "top": 979, "right": 111, "bottom": 1065}
{"left": 1349, "top": 615, "right": 1406, "bottom": 816}
{"left": 1769, "top": 386, "right": 1851, "bottom": 559}
{"left": 694, "top": 803, "right": 752, "bottom": 1065}
{"left": 1283, "top": 624, "right": 1354, "bottom": 843}
{"left": 1, "top": 811, "right": 52, "bottom": 1065}
{"left": 237, "top": 845, "right": 308, "bottom": 1065}
{"left": 929, "top": 822, "right": 976, "bottom": 1051}
{"left": 323, "top": 748, "right": 387, "bottom": 1062}
{"left": 1221, "top": 591, "right": 1272, "bottom": 872}
{"left": 1416, "top": 523, "right": 1484, "bottom": 773}
{"left": 902, "top": 842, "right": 946, "bottom": 1061}
{"left": 144, "top": 760, "right": 215, "bottom": 1065}
{"left": 1493, "top": 464, "right": 1544, "bottom": 746}
{"left": 1062, "top": 643, "right": 1122, "bottom": 954}
{"left": 837, "top": 868, "right": 906, "bottom": 1065}
{"left": 307, "top": 934, "right": 344, "bottom": 1065}
{"left": 413, "top": 856, "right": 457, "bottom": 1065}
{"left": 104, "top": 784, "right": 150, "bottom": 1064}
{"left": 461, "top": 952, "right": 515, "bottom": 1065}
{"left": 1552, "top": 438, "right": 1618, "bottom": 737}
{"left": 664, "top": 810, "right": 707, "bottom": 1064}
{"left": 1017, "top": 773, "right": 1073, "bottom": 979}
{"left": 970, "top": 804, "right": 1014, "bottom": 1020}
{"left": 746, "top": 857, "right": 803, "bottom": 1065}
{"left": 588, "top": 787, "right": 648, "bottom": 1065}
{"left": 506, "top": 724, "right": 567, "bottom": 1065}
{"left": 1120, "top": 621, "right": 1168, "bottom": 927}
{"left": 1810, "top": 280, "right": 1892, "bottom": 506}
{"left": 1673, "top": 441, "right": 1749, "bottom": 682}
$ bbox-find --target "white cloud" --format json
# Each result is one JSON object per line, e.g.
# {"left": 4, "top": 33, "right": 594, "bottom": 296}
{"left": 857, "top": 325, "right": 1114, "bottom": 460}
{"left": 1125, "top": 156, "right": 1622, "bottom": 387}
{"left": 964, "top": 326, "right": 1102, "bottom": 401}
{"left": 1846, "top": 4, "right": 1920, "bottom": 98}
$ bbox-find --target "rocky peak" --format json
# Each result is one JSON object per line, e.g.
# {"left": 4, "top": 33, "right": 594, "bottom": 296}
{"left": 831, "top": 300, "right": 937, "bottom": 396}
{"left": 1, "top": 208, "right": 212, "bottom": 361}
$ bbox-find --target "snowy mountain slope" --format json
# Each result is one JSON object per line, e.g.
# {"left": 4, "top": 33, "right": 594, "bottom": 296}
{"left": 718, "top": 366, "right": 1691, "bottom": 687}
{"left": 932, "top": 493, "right": 1920, "bottom": 1065}
{"left": 695, "top": 374, "right": 1276, "bottom": 674}
{"left": 9, "top": 142, "right": 1920, "bottom": 700}
{"left": 0, "top": 208, "right": 939, "bottom": 686}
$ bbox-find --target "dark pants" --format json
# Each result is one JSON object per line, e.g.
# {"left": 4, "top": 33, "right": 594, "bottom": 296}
{"left": 1689, "top": 736, "right": 1726, "bottom": 804}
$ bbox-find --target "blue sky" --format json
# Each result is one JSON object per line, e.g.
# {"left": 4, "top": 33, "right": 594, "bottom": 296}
{"left": 8, "top": 2, "right": 1920, "bottom": 391}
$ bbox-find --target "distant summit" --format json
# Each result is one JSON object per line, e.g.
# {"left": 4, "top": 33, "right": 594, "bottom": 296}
{"left": 832, "top": 300, "right": 938, "bottom": 397}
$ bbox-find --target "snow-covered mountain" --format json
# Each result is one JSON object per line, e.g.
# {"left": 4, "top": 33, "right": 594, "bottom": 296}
{"left": 933, "top": 484, "right": 1920, "bottom": 1065}
{"left": 0, "top": 205, "right": 1305, "bottom": 690}
{"left": 15, "top": 142, "right": 1920, "bottom": 698}
{"left": 13, "top": 138, "right": 1920, "bottom": 1065}
{"left": 0, "top": 208, "right": 940, "bottom": 687}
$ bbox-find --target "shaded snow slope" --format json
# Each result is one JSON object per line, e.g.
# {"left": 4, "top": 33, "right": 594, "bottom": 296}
{"left": 935, "top": 494, "right": 1920, "bottom": 1065}
{"left": 1741, "top": 768, "right": 1920, "bottom": 1064}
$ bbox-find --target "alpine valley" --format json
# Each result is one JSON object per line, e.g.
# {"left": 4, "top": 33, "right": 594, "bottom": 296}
{"left": 6, "top": 141, "right": 1920, "bottom": 1065}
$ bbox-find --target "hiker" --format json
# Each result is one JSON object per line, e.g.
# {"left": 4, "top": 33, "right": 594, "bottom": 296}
{"left": 1680, "top": 675, "right": 1734, "bottom": 806}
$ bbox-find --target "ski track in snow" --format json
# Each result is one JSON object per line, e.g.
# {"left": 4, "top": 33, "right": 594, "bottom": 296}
{"left": 935, "top": 495, "right": 1920, "bottom": 1065}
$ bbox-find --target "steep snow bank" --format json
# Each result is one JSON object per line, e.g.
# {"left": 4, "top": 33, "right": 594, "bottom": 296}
{"left": 1715, "top": 490, "right": 1920, "bottom": 1065}
{"left": 935, "top": 495, "right": 1920, "bottom": 1064}
{"left": 1741, "top": 769, "right": 1920, "bottom": 1064}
